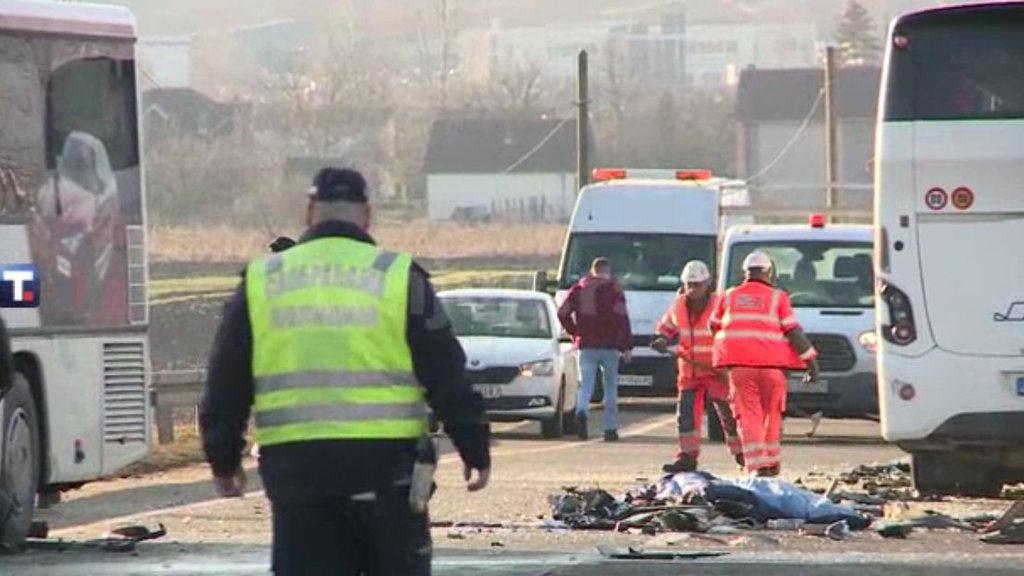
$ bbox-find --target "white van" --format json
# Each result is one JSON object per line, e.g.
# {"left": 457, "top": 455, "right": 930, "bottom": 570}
{"left": 535, "top": 168, "right": 729, "bottom": 400}
{"left": 717, "top": 215, "right": 878, "bottom": 421}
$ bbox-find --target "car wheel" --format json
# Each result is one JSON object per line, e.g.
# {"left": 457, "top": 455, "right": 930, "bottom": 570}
{"left": 541, "top": 383, "right": 565, "bottom": 439}
{"left": 0, "top": 373, "right": 40, "bottom": 553}
{"left": 561, "top": 377, "right": 578, "bottom": 434}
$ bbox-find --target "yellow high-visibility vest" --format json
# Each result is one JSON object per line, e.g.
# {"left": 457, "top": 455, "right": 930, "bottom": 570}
{"left": 245, "top": 236, "right": 426, "bottom": 446}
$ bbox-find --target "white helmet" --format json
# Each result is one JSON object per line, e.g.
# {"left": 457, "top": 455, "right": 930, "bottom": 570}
{"left": 680, "top": 260, "right": 711, "bottom": 283}
{"left": 742, "top": 251, "right": 773, "bottom": 271}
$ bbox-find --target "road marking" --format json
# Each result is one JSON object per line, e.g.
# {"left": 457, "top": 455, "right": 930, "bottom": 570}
{"left": 50, "top": 413, "right": 675, "bottom": 536}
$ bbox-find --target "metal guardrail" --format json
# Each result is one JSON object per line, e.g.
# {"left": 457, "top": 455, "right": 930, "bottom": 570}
{"left": 150, "top": 369, "right": 206, "bottom": 445}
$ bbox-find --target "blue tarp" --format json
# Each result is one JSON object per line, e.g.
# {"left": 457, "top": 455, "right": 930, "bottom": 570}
{"left": 656, "top": 471, "right": 870, "bottom": 529}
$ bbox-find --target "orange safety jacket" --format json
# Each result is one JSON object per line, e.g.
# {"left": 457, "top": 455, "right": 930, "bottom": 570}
{"left": 709, "top": 280, "right": 816, "bottom": 370}
{"left": 656, "top": 292, "right": 722, "bottom": 387}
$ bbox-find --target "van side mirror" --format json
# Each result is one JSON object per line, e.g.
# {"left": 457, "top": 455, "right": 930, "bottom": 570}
{"left": 533, "top": 270, "right": 556, "bottom": 295}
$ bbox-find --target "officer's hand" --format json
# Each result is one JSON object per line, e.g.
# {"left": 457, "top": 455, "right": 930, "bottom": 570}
{"left": 213, "top": 467, "right": 247, "bottom": 498}
{"left": 621, "top": 350, "right": 633, "bottom": 363}
{"left": 464, "top": 465, "right": 490, "bottom": 492}
{"left": 650, "top": 337, "right": 668, "bottom": 354}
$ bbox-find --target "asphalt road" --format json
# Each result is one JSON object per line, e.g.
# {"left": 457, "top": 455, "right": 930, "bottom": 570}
{"left": 3, "top": 402, "right": 1023, "bottom": 575}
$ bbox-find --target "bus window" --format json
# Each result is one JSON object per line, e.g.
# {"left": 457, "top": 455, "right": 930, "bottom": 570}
{"left": 885, "top": 15, "right": 1024, "bottom": 121}
{"left": 0, "top": 35, "right": 45, "bottom": 216}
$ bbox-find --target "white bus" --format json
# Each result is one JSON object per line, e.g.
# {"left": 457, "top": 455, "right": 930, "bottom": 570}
{"left": 0, "top": 0, "right": 149, "bottom": 548}
{"left": 874, "top": 2, "right": 1024, "bottom": 496}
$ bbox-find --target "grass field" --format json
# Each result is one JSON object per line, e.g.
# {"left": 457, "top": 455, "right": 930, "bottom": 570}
{"left": 149, "top": 269, "right": 558, "bottom": 305}
{"left": 149, "top": 221, "right": 567, "bottom": 262}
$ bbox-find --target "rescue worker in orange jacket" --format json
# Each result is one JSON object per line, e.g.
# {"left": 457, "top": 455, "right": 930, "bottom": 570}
{"left": 709, "top": 251, "right": 820, "bottom": 477}
{"left": 651, "top": 261, "right": 743, "bottom": 474}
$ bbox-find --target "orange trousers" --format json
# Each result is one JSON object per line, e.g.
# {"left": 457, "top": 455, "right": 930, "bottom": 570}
{"left": 676, "top": 376, "right": 742, "bottom": 460}
{"left": 728, "top": 367, "right": 786, "bottom": 473}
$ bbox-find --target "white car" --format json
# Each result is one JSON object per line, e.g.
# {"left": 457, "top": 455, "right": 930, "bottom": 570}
{"left": 438, "top": 288, "right": 580, "bottom": 438}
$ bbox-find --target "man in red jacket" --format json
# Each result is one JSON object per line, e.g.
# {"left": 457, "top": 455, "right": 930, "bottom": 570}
{"left": 557, "top": 257, "right": 633, "bottom": 441}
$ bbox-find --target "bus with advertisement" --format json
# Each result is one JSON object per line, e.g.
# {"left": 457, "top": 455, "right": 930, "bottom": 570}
{"left": 874, "top": 1, "right": 1024, "bottom": 496}
{"left": 0, "top": 0, "right": 149, "bottom": 549}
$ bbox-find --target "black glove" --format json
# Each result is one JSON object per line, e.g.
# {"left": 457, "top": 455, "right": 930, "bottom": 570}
{"left": 650, "top": 336, "right": 669, "bottom": 354}
{"left": 803, "top": 358, "right": 821, "bottom": 383}
{"left": 269, "top": 236, "right": 296, "bottom": 253}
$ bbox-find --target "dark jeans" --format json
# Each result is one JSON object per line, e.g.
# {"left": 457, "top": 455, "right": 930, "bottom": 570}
{"left": 271, "top": 484, "right": 432, "bottom": 576}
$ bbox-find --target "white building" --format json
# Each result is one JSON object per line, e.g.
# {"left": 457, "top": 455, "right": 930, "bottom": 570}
{"left": 422, "top": 117, "right": 579, "bottom": 221}
{"left": 454, "top": 16, "right": 821, "bottom": 90}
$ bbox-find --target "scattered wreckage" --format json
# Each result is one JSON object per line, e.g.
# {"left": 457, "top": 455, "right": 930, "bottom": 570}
{"left": 546, "top": 460, "right": 1024, "bottom": 546}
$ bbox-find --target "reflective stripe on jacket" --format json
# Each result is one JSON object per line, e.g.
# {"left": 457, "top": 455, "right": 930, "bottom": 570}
{"left": 245, "top": 236, "right": 427, "bottom": 446}
{"left": 656, "top": 292, "right": 722, "bottom": 381}
{"left": 708, "top": 280, "right": 816, "bottom": 369}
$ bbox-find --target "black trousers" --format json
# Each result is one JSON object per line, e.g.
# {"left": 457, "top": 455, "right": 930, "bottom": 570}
{"left": 270, "top": 484, "right": 432, "bottom": 576}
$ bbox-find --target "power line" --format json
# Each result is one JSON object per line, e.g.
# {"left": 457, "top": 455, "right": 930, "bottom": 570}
{"left": 500, "top": 113, "right": 575, "bottom": 174}
{"left": 744, "top": 88, "right": 824, "bottom": 183}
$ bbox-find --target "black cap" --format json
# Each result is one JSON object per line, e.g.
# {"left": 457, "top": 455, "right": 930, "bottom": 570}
{"left": 308, "top": 167, "right": 368, "bottom": 203}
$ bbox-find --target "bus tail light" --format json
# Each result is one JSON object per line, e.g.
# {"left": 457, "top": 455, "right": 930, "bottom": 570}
{"left": 880, "top": 281, "right": 917, "bottom": 345}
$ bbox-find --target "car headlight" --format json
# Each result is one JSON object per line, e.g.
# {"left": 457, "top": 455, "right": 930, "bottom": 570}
{"left": 858, "top": 330, "right": 878, "bottom": 354}
{"left": 520, "top": 359, "right": 555, "bottom": 377}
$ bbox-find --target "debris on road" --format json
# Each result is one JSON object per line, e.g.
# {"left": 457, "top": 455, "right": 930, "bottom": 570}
{"left": 25, "top": 522, "right": 168, "bottom": 554}
{"left": 546, "top": 461, "right": 1021, "bottom": 545}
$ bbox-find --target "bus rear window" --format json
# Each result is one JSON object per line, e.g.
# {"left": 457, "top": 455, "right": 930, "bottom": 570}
{"left": 885, "top": 9, "right": 1024, "bottom": 121}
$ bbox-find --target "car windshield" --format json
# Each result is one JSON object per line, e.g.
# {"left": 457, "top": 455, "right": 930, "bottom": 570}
{"left": 725, "top": 241, "right": 874, "bottom": 308}
{"left": 558, "top": 233, "right": 717, "bottom": 291}
{"left": 440, "top": 296, "right": 552, "bottom": 339}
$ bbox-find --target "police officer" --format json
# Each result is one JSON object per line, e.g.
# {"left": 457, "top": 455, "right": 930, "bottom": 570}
{"left": 200, "top": 167, "right": 491, "bottom": 575}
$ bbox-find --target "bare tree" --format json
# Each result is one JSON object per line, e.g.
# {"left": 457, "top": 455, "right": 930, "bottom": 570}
{"left": 456, "top": 61, "right": 558, "bottom": 114}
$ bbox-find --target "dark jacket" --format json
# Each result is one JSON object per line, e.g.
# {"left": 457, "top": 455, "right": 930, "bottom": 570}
{"left": 199, "top": 220, "right": 491, "bottom": 501}
{"left": 557, "top": 275, "right": 633, "bottom": 352}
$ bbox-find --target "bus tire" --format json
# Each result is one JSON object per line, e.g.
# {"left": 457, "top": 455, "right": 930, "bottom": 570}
{"left": 0, "top": 373, "right": 40, "bottom": 553}
{"left": 911, "top": 451, "right": 1004, "bottom": 498}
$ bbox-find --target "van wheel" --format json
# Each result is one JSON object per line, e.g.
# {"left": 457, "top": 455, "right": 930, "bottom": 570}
{"left": 541, "top": 384, "right": 565, "bottom": 439}
{"left": 590, "top": 370, "right": 604, "bottom": 405}
{"left": 912, "top": 451, "right": 1005, "bottom": 498}
{"left": 706, "top": 398, "right": 726, "bottom": 443}
{"left": 0, "top": 374, "right": 40, "bottom": 553}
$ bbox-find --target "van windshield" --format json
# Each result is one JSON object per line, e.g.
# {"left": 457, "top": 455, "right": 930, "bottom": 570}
{"left": 725, "top": 241, "right": 874, "bottom": 308}
{"left": 558, "top": 233, "right": 717, "bottom": 291}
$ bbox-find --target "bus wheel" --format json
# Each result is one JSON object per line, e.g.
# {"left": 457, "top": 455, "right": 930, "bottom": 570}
{"left": 911, "top": 451, "right": 1005, "bottom": 498}
{"left": 0, "top": 374, "right": 40, "bottom": 553}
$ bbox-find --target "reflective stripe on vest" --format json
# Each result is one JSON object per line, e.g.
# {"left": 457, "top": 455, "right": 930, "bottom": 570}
{"left": 246, "top": 236, "right": 426, "bottom": 446}
{"left": 711, "top": 282, "right": 806, "bottom": 369}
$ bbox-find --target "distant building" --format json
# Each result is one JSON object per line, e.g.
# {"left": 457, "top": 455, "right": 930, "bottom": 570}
{"left": 735, "top": 65, "right": 881, "bottom": 209}
{"left": 141, "top": 88, "right": 251, "bottom": 143}
{"left": 423, "top": 116, "right": 580, "bottom": 221}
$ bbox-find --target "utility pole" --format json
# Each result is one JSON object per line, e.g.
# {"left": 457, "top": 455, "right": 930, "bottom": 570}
{"left": 439, "top": 0, "right": 450, "bottom": 110}
{"left": 824, "top": 45, "right": 839, "bottom": 222}
{"left": 576, "top": 49, "right": 590, "bottom": 194}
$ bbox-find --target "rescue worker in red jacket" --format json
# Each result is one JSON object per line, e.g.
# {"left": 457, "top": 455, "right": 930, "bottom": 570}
{"left": 651, "top": 261, "right": 743, "bottom": 474}
{"left": 709, "top": 251, "right": 820, "bottom": 477}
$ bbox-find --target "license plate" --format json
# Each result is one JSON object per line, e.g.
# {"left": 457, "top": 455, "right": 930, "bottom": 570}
{"left": 1017, "top": 377, "right": 1024, "bottom": 397}
{"left": 619, "top": 374, "right": 654, "bottom": 387}
{"left": 474, "top": 385, "right": 502, "bottom": 399}
{"left": 787, "top": 377, "right": 828, "bottom": 394}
